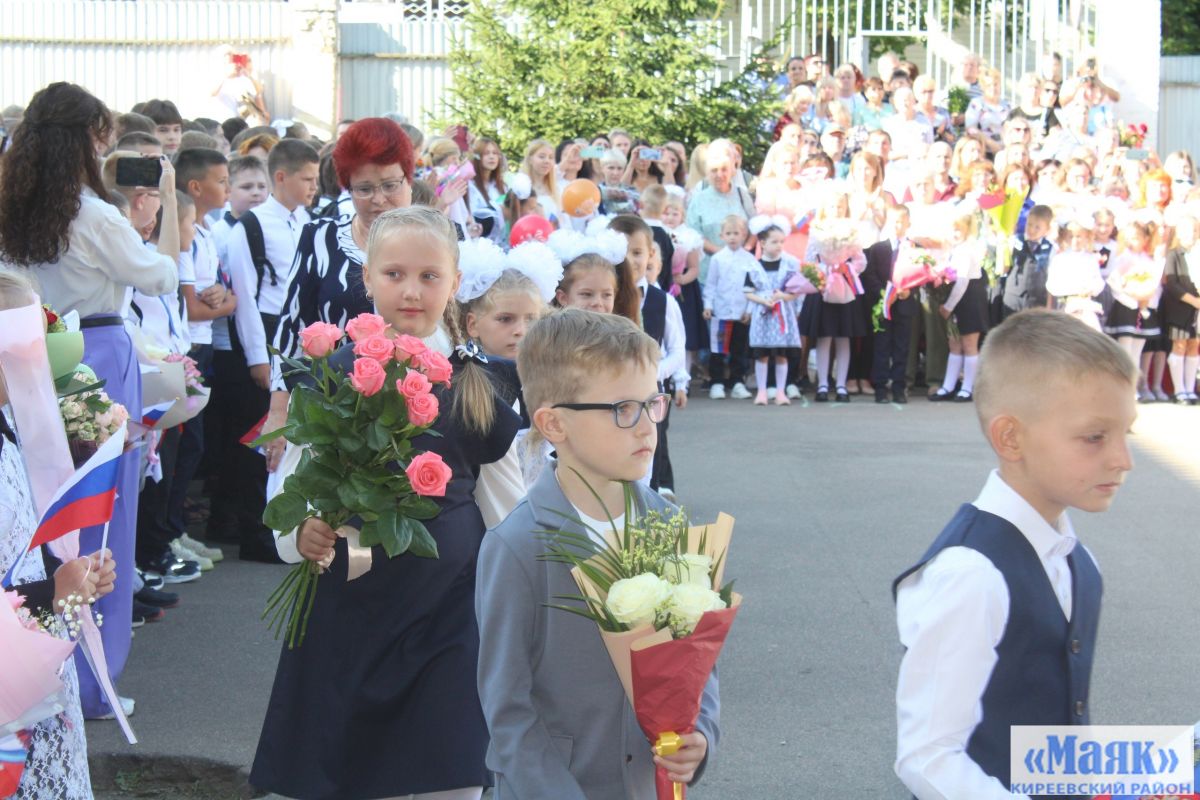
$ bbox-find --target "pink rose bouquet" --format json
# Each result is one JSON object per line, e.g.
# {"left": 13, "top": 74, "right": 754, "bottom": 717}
{"left": 256, "top": 313, "right": 454, "bottom": 647}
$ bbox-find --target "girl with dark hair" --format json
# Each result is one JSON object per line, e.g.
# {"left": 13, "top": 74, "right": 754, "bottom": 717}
{"left": 0, "top": 82, "right": 179, "bottom": 720}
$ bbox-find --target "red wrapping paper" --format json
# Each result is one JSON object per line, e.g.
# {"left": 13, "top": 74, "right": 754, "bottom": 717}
{"left": 630, "top": 602, "right": 741, "bottom": 800}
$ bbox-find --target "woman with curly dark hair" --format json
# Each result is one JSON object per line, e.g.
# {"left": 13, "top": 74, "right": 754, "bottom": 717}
{"left": 0, "top": 82, "right": 179, "bottom": 721}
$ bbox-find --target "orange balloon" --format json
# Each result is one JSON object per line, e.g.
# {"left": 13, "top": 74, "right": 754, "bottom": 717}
{"left": 561, "top": 179, "right": 601, "bottom": 218}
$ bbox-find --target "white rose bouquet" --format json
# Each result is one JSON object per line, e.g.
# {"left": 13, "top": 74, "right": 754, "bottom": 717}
{"left": 58, "top": 372, "right": 128, "bottom": 467}
{"left": 541, "top": 483, "right": 741, "bottom": 800}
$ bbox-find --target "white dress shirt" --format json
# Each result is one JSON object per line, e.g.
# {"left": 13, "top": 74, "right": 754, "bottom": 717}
{"left": 223, "top": 195, "right": 310, "bottom": 317}
{"left": 638, "top": 277, "right": 688, "bottom": 387}
{"left": 702, "top": 247, "right": 757, "bottom": 321}
{"left": 18, "top": 187, "right": 177, "bottom": 318}
{"left": 943, "top": 239, "right": 986, "bottom": 312}
{"left": 180, "top": 224, "right": 222, "bottom": 345}
{"left": 894, "top": 470, "right": 1083, "bottom": 800}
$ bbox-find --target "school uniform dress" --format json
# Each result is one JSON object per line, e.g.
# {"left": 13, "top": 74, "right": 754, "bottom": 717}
{"left": 1162, "top": 247, "right": 1200, "bottom": 340}
{"left": 664, "top": 224, "right": 707, "bottom": 351}
{"left": 272, "top": 217, "right": 373, "bottom": 392}
{"left": 638, "top": 279, "right": 687, "bottom": 493}
{"left": 801, "top": 246, "right": 868, "bottom": 339}
{"left": 943, "top": 239, "right": 989, "bottom": 336}
{"left": 1103, "top": 251, "right": 1165, "bottom": 339}
{"left": 894, "top": 471, "right": 1101, "bottom": 800}
{"left": 744, "top": 255, "right": 802, "bottom": 355}
{"left": 251, "top": 349, "right": 521, "bottom": 800}
{"left": 19, "top": 186, "right": 177, "bottom": 717}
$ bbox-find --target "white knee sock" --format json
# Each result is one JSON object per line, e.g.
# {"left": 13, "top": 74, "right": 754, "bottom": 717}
{"left": 961, "top": 355, "right": 979, "bottom": 394}
{"left": 941, "top": 353, "right": 964, "bottom": 393}
{"left": 1185, "top": 354, "right": 1199, "bottom": 396}
{"left": 816, "top": 338, "right": 832, "bottom": 389}
{"left": 775, "top": 361, "right": 788, "bottom": 394}
{"left": 835, "top": 337, "right": 851, "bottom": 389}
{"left": 1168, "top": 353, "right": 1185, "bottom": 397}
{"left": 754, "top": 360, "right": 768, "bottom": 392}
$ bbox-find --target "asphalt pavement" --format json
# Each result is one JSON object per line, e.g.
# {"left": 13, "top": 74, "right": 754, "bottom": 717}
{"left": 86, "top": 397, "right": 1200, "bottom": 798}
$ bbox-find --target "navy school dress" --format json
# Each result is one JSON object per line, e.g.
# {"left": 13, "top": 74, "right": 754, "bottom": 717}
{"left": 251, "top": 346, "right": 521, "bottom": 800}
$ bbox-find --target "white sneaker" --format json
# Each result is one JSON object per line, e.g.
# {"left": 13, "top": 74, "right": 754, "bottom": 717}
{"left": 657, "top": 487, "right": 677, "bottom": 503}
{"left": 729, "top": 382, "right": 752, "bottom": 399}
{"left": 785, "top": 384, "right": 802, "bottom": 399}
{"left": 179, "top": 533, "right": 224, "bottom": 563}
{"left": 91, "top": 696, "right": 135, "bottom": 720}
{"left": 709, "top": 384, "right": 726, "bottom": 399}
{"left": 171, "top": 539, "right": 213, "bottom": 571}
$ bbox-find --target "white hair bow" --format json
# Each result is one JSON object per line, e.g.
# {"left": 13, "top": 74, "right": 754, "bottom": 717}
{"left": 456, "top": 236, "right": 564, "bottom": 304}
{"left": 748, "top": 214, "right": 792, "bottom": 235}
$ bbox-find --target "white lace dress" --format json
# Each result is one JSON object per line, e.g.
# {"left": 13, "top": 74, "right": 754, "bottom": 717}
{"left": 0, "top": 434, "right": 93, "bottom": 799}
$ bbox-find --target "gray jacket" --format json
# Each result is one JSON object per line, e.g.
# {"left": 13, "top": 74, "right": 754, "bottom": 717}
{"left": 476, "top": 467, "right": 720, "bottom": 800}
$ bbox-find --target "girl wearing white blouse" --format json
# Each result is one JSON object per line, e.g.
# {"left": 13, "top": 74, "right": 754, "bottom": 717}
{"left": 0, "top": 82, "right": 179, "bottom": 719}
{"left": 931, "top": 213, "right": 989, "bottom": 403}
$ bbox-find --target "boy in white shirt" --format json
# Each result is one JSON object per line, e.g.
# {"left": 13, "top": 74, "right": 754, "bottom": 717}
{"left": 208, "top": 139, "right": 318, "bottom": 562}
{"left": 894, "top": 310, "right": 1137, "bottom": 799}
{"left": 701, "top": 214, "right": 756, "bottom": 400}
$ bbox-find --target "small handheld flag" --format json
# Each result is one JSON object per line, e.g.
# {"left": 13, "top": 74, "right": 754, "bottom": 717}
{"left": 27, "top": 424, "right": 126, "bottom": 553}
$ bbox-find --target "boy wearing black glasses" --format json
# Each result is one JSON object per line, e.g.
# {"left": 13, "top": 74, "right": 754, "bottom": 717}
{"left": 476, "top": 308, "right": 720, "bottom": 799}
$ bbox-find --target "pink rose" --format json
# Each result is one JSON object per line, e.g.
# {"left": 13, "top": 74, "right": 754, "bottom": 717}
{"left": 345, "top": 312, "right": 389, "bottom": 342}
{"left": 394, "top": 335, "right": 428, "bottom": 361}
{"left": 406, "top": 451, "right": 452, "bottom": 497}
{"left": 299, "top": 321, "right": 342, "bottom": 358}
{"left": 398, "top": 369, "right": 433, "bottom": 400}
{"left": 407, "top": 391, "right": 439, "bottom": 427}
{"left": 349, "top": 357, "right": 386, "bottom": 396}
{"left": 353, "top": 334, "right": 394, "bottom": 365}
{"left": 414, "top": 349, "right": 453, "bottom": 386}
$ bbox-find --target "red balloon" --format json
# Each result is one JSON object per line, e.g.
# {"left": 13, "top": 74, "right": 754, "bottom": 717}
{"left": 509, "top": 214, "right": 555, "bottom": 247}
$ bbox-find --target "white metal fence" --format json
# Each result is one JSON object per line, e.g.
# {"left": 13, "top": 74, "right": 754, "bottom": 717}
{"left": 0, "top": 0, "right": 295, "bottom": 123}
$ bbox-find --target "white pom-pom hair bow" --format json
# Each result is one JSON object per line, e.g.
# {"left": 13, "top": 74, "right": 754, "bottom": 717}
{"left": 456, "top": 237, "right": 564, "bottom": 304}
{"left": 546, "top": 227, "right": 628, "bottom": 266}
{"left": 748, "top": 214, "right": 792, "bottom": 236}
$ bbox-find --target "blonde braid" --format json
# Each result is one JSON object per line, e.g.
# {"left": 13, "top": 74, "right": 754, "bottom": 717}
{"left": 445, "top": 296, "right": 497, "bottom": 436}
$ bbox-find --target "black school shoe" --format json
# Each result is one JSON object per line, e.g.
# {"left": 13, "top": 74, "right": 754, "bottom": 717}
{"left": 955, "top": 390, "right": 974, "bottom": 403}
{"left": 929, "top": 388, "right": 953, "bottom": 402}
{"left": 875, "top": 390, "right": 890, "bottom": 404}
{"left": 815, "top": 387, "right": 829, "bottom": 402}
{"left": 892, "top": 388, "right": 909, "bottom": 404}
{"left": 835, "top": 388, "right": 850, "bottom": 403}
{"left": 135, "top": 586, "right": 179, "bottom": 609}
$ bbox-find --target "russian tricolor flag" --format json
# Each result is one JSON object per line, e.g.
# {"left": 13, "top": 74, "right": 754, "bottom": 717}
{"left": 27, "top": 424, "right": 126, "bottom": 552}
{"left": 140, "top": 401, "right": 174, "bottom": 427}
{"left": 882, "top": 281, "right": 898, "bottom": 321}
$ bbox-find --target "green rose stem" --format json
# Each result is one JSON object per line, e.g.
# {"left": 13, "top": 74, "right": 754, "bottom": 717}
{"left": 262, "top": 512, "right": 349, "bottom": 649}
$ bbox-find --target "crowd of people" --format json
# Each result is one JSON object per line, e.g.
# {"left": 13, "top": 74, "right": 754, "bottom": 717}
{"left": 0, "top": 40, "right": 1193, "bottom": 800}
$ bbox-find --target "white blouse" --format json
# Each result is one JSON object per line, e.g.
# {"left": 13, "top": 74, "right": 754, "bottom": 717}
{"left": 23, "top": 188, "right": 177, "bottom": 318}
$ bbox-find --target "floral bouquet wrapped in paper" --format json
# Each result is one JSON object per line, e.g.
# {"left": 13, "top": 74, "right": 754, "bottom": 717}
{"left": 785, "top": 263, "right": 825, "bottom": 296}
{"left": 255, "top": 313, "right": 455, "bottom": 648}
{"left": 541, "top": 487, "right": 739, "bottom": 800}
{"left": 809, "top": 219, "right": 866, "bottom": 304}
{"left": 56, "top": 373, "right": 128, "bottom": 467}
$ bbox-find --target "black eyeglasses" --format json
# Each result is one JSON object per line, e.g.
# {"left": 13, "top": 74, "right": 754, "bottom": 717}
{"left": 553, "top": 393, "right": 671, "bottom": 429}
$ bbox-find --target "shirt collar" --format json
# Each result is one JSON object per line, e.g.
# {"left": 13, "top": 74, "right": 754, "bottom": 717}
{"left": 260, "top": 194, "right": 293, "bottom": 221}
{"left": 973, "top": 470, "right": 1078, "bottom": 562}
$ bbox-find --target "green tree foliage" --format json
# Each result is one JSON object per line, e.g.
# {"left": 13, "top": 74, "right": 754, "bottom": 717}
{"left": 445, "top": 0, "right": 783, "bottom": 170}
{"left": 1162, "top": 0, "right": 1200, "bottom": 55}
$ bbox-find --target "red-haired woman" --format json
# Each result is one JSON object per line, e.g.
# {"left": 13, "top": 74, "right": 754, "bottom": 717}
{"left": 263, "top": 118, "right": 414, "bottom": 468}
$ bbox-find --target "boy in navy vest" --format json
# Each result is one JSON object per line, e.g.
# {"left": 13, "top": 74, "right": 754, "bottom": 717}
{"left": 894, "top": 309, "right": 1137, "bottom": 799}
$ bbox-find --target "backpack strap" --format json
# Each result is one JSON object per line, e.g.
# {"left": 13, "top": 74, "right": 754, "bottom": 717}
{"left": 238, "top": 211, "right": 275, "bottom": 298}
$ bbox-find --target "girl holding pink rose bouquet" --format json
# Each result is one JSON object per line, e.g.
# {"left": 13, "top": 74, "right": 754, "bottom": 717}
{"left": 251, "top": 207, "right": 523, "bottom": 800}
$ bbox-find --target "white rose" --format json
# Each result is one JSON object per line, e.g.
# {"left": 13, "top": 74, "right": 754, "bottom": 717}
{"left": 664, "top": 583, "right": 725, "bottom": 637}
{"left": 606, "top": 573, "right": 672, "bottom": 628}
{"left": 663, "top": 553, "right": 712, "bottom": 587}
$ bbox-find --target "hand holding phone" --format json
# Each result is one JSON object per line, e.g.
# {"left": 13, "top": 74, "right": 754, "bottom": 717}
{"left": 640, "top": 148, "right": 662, "bottom": 162}
{"left": 115, "top": 156, "right": 163, "bottom": 188}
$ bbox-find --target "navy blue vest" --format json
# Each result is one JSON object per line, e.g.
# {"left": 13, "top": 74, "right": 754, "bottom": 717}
{"left": 894, "top": 505, "right": 1102, "bottom": 797}
{"left": 642, "top": 284, "right": 667, "bottom": 346}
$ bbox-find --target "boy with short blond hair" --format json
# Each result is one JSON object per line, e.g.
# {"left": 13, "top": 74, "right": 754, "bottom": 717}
{"left": 478, "top": 309, "right": 720, "bottom": 800}
{"left": 894, "top": 309, "right": 1137, "bottom": 798}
